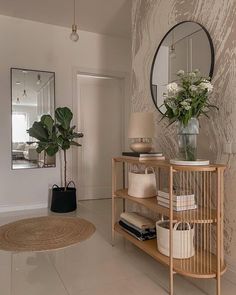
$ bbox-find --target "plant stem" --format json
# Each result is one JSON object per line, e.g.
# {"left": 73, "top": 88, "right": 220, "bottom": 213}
{"left": 183, "top": 135, "right": 188, "bottom": 160}
{"left": 43, "top": 151, "right": 46, "bottom": 168}
{"left": 64, "top": 149, "right": 67, "bottom": 190}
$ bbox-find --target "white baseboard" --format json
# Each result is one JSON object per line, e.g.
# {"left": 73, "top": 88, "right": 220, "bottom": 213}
{"left": 78, "top": 185, "right": 112, "bottom": 200}
{"left": 78, "top": 197, "right": 111, "bottom": 201}
{"left": 0, "top": 203, "right": 48, "bottom": 213}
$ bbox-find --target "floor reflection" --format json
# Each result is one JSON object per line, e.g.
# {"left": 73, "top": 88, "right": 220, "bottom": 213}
{"left": 12, "top": 156, "right": 55, "bottom": 169}
{"left": 12, "top": 159, "right": 40, "bottom": 169}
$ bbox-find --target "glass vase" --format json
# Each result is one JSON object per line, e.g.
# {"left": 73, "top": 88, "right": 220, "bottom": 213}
{"left": 177, "top": 118, "right": 199, "bottom": 161}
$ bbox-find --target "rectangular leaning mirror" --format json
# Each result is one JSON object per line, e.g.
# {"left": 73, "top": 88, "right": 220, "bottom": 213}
{"left": 11, "top": 68, "right": 55, "bottom": 169}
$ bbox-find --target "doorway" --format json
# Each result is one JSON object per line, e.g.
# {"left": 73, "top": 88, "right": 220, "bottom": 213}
{"left": 75, "top": 74, "right": 124, "bottom": 200}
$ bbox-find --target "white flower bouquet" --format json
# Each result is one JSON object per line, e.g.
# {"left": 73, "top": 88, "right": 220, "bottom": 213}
{"left": 162, "top": 69, "right": 217, "bottom": 126}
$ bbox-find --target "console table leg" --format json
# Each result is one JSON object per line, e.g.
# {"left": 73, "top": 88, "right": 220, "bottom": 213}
{"left": 112, "top": 196, "right": 115, "bottom": 246}
{"left": 216, "top": 168, "right": 221, "bottom": 295}
{"left": 10, "top": 253, "right": 13, "bottom": 295}
{"left": 122, "top": 162, "right": 126, "bottom": 212}
{"left": 169, "top": 166, "right": 174, "bottom": 295}
{"left": 217, "top": 278, "right": 221, "bottom": 295}
{"left": 111, "top": 159, "right": 116, "bottom": 246}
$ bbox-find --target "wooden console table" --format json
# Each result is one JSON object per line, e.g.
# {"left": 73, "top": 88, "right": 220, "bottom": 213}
{"left": 112, "top": 156, "right": 226, "bottom": 295}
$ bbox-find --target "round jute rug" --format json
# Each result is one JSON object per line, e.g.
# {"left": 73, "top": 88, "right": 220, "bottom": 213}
{"left": 0, "top": 216, "right": 95, "bottom": 252}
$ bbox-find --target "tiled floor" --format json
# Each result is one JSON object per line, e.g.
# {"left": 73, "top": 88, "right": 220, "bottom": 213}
{"left": 0, "top": 199, "right": 235, "bottom": 295}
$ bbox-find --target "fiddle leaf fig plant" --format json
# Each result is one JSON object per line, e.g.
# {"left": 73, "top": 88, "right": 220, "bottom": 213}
{"left": 27, "top": 107, "right": 83, "bottom": 190}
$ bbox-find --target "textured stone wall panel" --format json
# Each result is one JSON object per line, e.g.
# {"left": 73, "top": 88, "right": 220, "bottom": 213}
{"left": 132, "top": 0, "right": 236, "bottom": 259}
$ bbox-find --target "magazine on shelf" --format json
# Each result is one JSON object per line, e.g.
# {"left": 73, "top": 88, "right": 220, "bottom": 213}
{"left": 139, "top": 156, "right": 165, "bottom": 161}
{"left": 139, "top": 153, "right": 163, "bottom": 157}
{"left": 157, "top": 189, "right": 195, "bottom": 201}
{"left": 158, "top": 201, "right": 197, "bottom": 211}
{"left": 122, "top": 152, "right": 163, "bottom": 157}
{"left": 157, "top": 196, "right": 195, "bottom": 206}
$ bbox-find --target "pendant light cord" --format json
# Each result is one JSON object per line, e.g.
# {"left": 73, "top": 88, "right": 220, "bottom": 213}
{"left": 74, "top": 0, "right": 76, "bottom": 25}
{"left": 172, "top": 30, "right": 174, "bottom": 47}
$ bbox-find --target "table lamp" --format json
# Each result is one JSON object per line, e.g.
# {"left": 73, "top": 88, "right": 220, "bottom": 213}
{"left": 128, "top": 112, "right": 154, "bottom": 153}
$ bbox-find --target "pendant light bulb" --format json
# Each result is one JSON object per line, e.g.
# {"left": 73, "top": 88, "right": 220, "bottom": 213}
{"left": 36, "top": 74, "right": 41, "bottom": 85}
{"left": 70, "top": 24, "right": 79, "bottom": 42}
{"left": 169, "top": 30, "right": 176, "bottom": 58}
{"left": 22, "top": 71, "right": 27, "bottom": 98}
{"left": 70, "top": 0, "right": 79, "bottom": 42}
{"left": 169, "top": 44, "right": 176, "bottom": 58}
{"left": 16, "top": 97, "right": 20, "bottom": 104}
{"left": 23, "top": 89, "right": 27, "bottom": 98}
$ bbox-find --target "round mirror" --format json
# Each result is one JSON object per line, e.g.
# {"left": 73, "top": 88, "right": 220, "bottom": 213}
{"left": 150, "top": 21, "right": 214, "bottom": 114}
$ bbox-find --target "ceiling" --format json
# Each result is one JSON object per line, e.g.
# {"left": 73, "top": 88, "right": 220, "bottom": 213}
{"left": 0, "top": 0, "right": 131, "bottom": 38}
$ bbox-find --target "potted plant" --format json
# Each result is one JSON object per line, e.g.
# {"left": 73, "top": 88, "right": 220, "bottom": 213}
{"left": 27, "top": 107, "right": 83, "bottom": 213}
{"left": 161, "top": 69, "right": 218, "bottom": 161}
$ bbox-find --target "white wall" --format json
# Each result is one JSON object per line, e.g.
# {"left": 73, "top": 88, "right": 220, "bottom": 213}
{"left": 0, "top": 14, "right": 131, "bottom": 211}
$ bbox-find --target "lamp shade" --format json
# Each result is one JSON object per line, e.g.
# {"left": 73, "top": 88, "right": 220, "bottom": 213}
{"left": 128, "top": 112, "right": 154, "bottom": 139}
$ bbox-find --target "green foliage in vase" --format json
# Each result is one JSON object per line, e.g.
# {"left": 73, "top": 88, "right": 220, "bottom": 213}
{"left": 179, "top": 134, "right": 196, "bottom": 161}
{"left": 161, "top": 69, "right": 218, "bottom": 126}
{"left": 27, "top": 107, "right": 83, "bottom": 189}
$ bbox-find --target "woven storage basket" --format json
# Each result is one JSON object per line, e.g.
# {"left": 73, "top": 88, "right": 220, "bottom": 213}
{"left": 128, "top": 168, "right": 157, "bottom": 198}
{"left": 156, "top": 220, "right": 195, "bottom": 259}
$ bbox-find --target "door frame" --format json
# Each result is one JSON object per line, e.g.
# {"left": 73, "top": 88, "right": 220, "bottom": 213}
{"left": 71, "top": 66, "right": 130, "bottom": 196}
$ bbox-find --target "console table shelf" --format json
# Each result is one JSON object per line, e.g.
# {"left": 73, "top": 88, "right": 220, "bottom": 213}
{"left": 112, "top": 156, "right": 226, "bottom": 295}
{"left": 115, "top": 223, "right": 226, "bottom": 279}
{"left": 115, "top": 189, "right": 217, "bottom": 224}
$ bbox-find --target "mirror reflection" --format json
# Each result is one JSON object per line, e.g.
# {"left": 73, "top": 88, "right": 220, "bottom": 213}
{"left": 150, "top": 21, "right": 214, "bottom": 113}
{"left": 11, "top": 68, "right": 55, "bottom": 169}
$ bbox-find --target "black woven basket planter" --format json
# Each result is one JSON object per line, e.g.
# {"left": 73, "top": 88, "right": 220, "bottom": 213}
{"left": 51, "top": 182, "right": 77, "bottom": 213}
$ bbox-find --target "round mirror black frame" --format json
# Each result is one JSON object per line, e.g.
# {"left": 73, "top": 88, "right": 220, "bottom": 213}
{"left": 150, "top": 21, "right": 215, "bottom": 114}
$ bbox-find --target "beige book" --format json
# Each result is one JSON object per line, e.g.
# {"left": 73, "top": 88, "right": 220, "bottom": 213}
{"left": 120, "top": 212, "right": 155, "bottom": 229}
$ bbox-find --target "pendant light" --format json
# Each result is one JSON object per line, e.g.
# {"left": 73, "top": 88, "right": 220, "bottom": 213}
{"left": 70, "top": 0, "right": 79, "bottom": 42}
{"left": 16, "top": 75, "right": 21, "bottom": 103}
{"left": 22, "top": 89, "right": 27, "bottom": 98}
{"left": 22, "top": 71, "right": 27, "bottom": 98}
{"left": 16, "top": 83, "right": 20, "bottom": 104}
{"left": 36, "top": 74, "right": 41, "bottom": 85}
{"left": 169, "top": 30, "right": 176, "bottom": 58}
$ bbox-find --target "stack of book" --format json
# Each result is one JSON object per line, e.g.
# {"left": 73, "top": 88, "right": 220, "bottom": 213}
{"left": 122, "top": 152, "right": 165, "bottom": 161}
{"left": 157, "top": 189, "right": 197, "bottom": 211}
{"left": 119, "top": 212, "right": 156, "bottom": 241}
